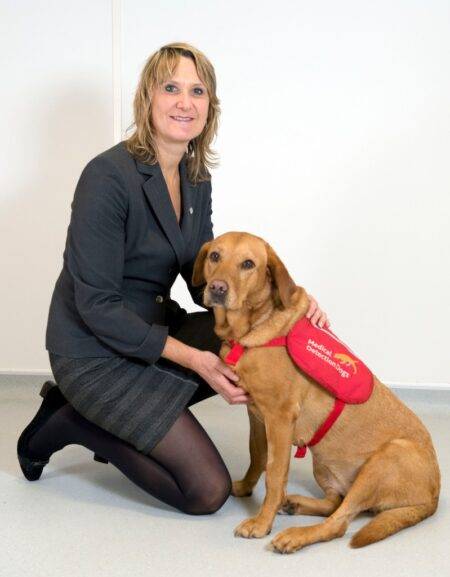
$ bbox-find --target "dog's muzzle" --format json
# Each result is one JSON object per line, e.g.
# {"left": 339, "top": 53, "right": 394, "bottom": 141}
{"left": 208, "top": 279, "right": 228, "bottom": 305}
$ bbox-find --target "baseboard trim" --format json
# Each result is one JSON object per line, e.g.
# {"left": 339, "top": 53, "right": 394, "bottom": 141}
{"left": 387, "top": 381, "right": 450, "bottom": 390}
{"left": 0, "top": 370, "right": 449, "bottom": 388}
{"left": 0, "top": 370, "right": 53, "bottom": 376}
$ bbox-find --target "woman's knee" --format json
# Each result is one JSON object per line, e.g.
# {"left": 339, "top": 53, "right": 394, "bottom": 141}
{"left": 182, "top": 471, "right": 232, "bottom": 515}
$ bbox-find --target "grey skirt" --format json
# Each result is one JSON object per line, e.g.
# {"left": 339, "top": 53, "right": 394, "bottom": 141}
{"left": 48, "top": 310, "right": 222, "bottom": 455}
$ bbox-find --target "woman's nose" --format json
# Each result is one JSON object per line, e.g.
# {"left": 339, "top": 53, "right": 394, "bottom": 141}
{"left": 176, "top": 91, "right": 192, "bottom": 110}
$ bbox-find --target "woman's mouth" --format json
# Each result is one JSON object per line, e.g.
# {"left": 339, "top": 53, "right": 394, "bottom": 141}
{"left": 170, "top": 116, "right": 194, "bottom": 123}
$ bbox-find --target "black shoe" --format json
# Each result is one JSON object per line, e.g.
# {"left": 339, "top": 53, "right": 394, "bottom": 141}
{"left": 17, "top": 381, "right": 68, "bottom": 481}
{"left": 93, "top": 453, "right": 109, "bottom": 464}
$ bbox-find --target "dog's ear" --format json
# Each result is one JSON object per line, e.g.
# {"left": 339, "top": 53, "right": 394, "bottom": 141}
{"left": 265, "top": 243, "right": 297, "bottom": 308}
{"left": 192, "top": 241, "right": 212, "bottom": 286}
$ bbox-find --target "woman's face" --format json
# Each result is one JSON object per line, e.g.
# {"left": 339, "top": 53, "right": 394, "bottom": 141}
{"left": 151, "top": 56, "right": 210, "bottom": 148}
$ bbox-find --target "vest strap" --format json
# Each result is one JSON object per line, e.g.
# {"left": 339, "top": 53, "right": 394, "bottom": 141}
{"left": 294, "top": 398, "right": 346, "bottom": 458}
{"left": 224, "top": 337, "right": 346, "bottom": 460}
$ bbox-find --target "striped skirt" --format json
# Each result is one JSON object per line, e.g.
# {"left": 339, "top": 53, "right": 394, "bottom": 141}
{"left": 48, "top": 310, "right": 222, "bottom": 455}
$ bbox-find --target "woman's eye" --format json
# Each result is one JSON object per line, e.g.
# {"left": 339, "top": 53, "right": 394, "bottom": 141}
{"left": 209, "top": 251, "right": 220, "bottom": 262}
{"left": 242, "top": 259, "right": 255, "bottom": 270}
{"left": 164, "top": 84, "right": 205, "bottom": 95}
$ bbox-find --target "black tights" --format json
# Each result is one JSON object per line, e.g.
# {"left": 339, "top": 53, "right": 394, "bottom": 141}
{"left": 28, "top": 310, "right": 232, "bottom": 514}
{"left": 28, "top": 393, "right": 231, "bottom": 515}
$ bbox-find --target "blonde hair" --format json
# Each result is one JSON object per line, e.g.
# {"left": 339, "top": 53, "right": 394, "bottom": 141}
{"left": 125, "top": 42, "right": 221, "bottom": 184}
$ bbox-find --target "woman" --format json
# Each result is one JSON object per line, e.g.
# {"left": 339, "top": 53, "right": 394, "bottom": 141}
{"left": 17, "top": 42, "right": 329, "bottom": 514}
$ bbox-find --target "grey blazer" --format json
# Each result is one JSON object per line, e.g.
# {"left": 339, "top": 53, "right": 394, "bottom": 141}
{"left": 45, "top": 141, "right": 213, "bottom": 364}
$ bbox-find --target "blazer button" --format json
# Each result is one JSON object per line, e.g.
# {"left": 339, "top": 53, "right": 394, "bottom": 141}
{"left": 155, "top": 295, "right": 164, "bottom": 304}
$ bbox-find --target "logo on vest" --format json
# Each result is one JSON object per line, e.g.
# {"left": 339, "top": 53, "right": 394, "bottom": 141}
{"left": 306, "top": 339, "right": 352, "bottom": 379}
{"left": 334, "top": 353, "right": 358, "bottom": 375}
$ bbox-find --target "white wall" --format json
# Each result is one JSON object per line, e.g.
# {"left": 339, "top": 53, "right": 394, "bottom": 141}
{"left": 1, "top": 0, "right": 449, "bottom": 385}
{"left": 0, "top": 0, "right": 114, "bottom": 373}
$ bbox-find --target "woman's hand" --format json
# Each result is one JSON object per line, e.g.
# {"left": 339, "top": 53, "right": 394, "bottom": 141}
{"left": 306, "top": 293, "right": 330, "bottom": 328}
{"left": 191, "top": 350, "right": 252, "bottom": 405}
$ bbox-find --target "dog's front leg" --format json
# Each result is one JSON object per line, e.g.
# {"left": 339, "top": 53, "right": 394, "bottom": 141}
{"left": 234, "top": 416, "right": 293, "bottom": 538}
{"left": 232, "top": 406, "right": 267, "bottom": 497}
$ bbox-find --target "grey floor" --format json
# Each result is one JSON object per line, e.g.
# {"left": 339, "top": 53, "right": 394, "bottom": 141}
{"left": 2, "top": 375, "right": 449, "bottom": 577}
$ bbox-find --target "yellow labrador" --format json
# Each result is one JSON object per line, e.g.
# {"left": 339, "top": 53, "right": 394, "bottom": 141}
{"left": 192, "top": 231, "right": 440, "bottom": 553}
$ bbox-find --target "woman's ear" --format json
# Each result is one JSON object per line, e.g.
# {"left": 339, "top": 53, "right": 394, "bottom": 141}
{"left": 192, "top": 241, "right": 212, "bottom": 286}
{"left": 265, "top": 243, "right": 297, "bottom": 308}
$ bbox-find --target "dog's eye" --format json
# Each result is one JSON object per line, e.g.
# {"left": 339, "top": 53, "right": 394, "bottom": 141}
{"left": 209, "top": 251, "right": 220, "bottom": 262}
{"left": 241, "top": 259, "right": 255, "bottom": 270}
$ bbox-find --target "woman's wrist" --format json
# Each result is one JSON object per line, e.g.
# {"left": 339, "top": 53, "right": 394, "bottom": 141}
{"left": 186, "top": 347, "right": 202, "bottom": 372}
{"left": 160, "top": 334, "right": 202, "bottom": 372}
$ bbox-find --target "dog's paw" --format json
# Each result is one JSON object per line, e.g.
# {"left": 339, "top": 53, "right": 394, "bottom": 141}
{"left": 269, "top": 527, "right": 307, "bottom": 554}
{"left": 275, "top": 494, "right": 290, "bottom": 515}
{"left": 277, "top": 506, "right": 291, "bottom": 515}
{"left": 231, "top": 479, "right": 253, "bottom": 497}
{"left": 278, "top": 495, "right": 302, "bottom": 515}
{"left": 234, "top": 516, "right": 272, "bottom": 538}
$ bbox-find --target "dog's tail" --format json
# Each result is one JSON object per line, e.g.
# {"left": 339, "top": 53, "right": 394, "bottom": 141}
{"left": 350, "top": 504, "right": 435, "bottom": 548}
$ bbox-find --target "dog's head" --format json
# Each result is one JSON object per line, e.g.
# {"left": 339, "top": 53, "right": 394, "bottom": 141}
{"left": 192, "top": 231, "right": 298, "bottom": 311}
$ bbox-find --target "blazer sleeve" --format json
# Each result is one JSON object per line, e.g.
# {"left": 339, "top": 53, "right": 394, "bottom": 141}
{"left": 66, "top": 157, "right": 169, "bottom": 364}
{"left": 180, "top": 180, "right": 214, "bottom": 309}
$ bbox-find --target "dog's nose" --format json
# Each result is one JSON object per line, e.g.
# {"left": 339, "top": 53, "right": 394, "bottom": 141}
{"left": 209, "top": 280, "right": 228, "bottom": 297}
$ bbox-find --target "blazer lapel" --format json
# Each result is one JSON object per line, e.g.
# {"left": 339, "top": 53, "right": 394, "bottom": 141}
{"left": 178, "top": 156, "right": 195, "bottom": 247}
{"left": 136, "top": 161, "right": 186, "bottom": 267}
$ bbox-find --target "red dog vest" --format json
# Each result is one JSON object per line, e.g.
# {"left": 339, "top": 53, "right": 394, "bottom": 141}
{"left": 224, "top": 317, "right": 374, "bottom": 458}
